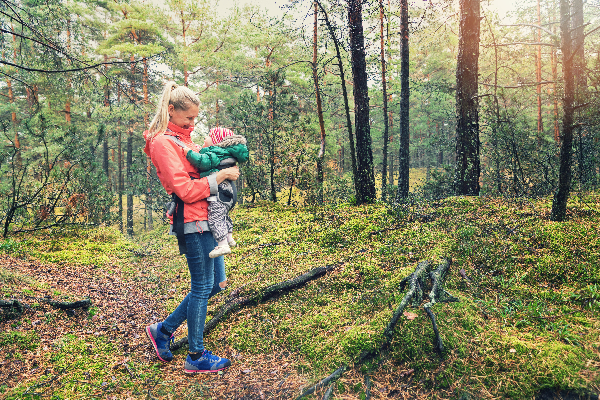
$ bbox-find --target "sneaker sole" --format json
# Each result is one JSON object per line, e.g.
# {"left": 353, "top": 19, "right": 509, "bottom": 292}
{"left": 184, "top": 366, "right": 229, "bottom": 374}
{"left": 145, "top": 326, "right": 171, "bottom": 363}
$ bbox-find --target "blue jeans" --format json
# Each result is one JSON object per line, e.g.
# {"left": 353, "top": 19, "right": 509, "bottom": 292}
{"left": 162, "top": 232, "right": 226, "bottom": 353}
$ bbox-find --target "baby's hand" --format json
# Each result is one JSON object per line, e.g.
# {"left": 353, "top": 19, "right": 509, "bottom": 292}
{"left": 182, "top": 146, "right": 190, "bottom": 153}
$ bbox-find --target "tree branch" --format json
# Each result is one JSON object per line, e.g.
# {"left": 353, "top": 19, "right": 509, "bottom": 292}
{"left": 499, "top": 23, "right": 555, "bottom": 37}
{"left": 0, "top": 59, "right": 148, "bottom": 74}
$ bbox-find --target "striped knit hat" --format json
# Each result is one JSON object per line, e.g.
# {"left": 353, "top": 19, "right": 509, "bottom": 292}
{"left": 209, "top": 127, "right": 234, "bottom": 145}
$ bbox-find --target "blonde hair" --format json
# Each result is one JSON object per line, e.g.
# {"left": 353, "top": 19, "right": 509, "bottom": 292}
{"left": 147, "top": 81, "right": 200, "bottom": 138}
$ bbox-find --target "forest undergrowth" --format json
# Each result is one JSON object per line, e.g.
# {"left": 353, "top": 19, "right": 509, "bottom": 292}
{"left": 1, "top": 193, "right": 599, "bottom": 399}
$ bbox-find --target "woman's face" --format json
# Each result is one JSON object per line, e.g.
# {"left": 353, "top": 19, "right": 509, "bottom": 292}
{"left": 169, "top": 103, "right": 199, "bottom": 130}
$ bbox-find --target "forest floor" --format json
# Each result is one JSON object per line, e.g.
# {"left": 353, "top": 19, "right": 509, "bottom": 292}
{"left": 1, "top": 193, "right": 600, "bottom": 399}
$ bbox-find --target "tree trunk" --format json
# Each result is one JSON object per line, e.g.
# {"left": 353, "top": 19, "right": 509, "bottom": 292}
{"left": 313, "top": 2, "right": 326, "bottom": 204}
{"left": 551, "top": 0, "right": 575, "bottom": 222}
{"left": 455, "top": 0, "right": 481, "bottom": 196}
{"left": 396, "top": 0, "right": 410, "bottom": 199}
{"left": 536, "top": 0, "right": 543, "bottom": 139}
{"left": 118, "top": 129, "right": 123, "bottom": 233}
{"left": 572, "top": 0, "right": 590, "bottom": 187}
{"left": 143, "top": 57, "right": 153, "bottom": 231}
{"left": 379, "top": 0, "right": 390, "bottom": 201}
{"left": 348, "top": 0, "right": 376, "bottom": 204}
{"left": 270, "top": 84, "right": 278, "bottom": 203}
{"left": 315, "top": 0, "right": 357, "bottom": 192}
{"left": 126, "top": 128, "right": 134, "bottom": 236}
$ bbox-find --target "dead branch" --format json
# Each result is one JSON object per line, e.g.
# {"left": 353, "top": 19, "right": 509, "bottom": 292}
{"left": 298, "top": 259, "right": 458, "bottom": 399}
{"left": 0, "top": 299, "right": 24, "bottom": 320}
{"left": 295, "top": 365, "right": 347, "bottom": 400}
{"left": 322, "top": 384, "right": 334, "bottom": 400}
{"left": 171, "top": 263, "right": 341, "bottom": 351}
{"left": 43, "top": 298, "right": 91, "bottom": 310}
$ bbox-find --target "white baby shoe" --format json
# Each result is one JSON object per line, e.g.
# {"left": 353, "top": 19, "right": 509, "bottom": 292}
{"left": 209, "top": 244, "right": 231, "bottom": 258}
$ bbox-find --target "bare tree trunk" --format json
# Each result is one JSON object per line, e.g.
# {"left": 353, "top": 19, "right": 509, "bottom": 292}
{"left": 572, "top": 0, "right": 590, "bottom": 187}
{"left": 118, "top": 128, "right": 123, "bottom": 233}
{"left": 65, "top": 18, "right": 72, "bottom": 124}
{"left": 103, "top": 57, "right": 110, "bottom": 180}
{"left": 143, "top": 57, "right": 153, "bottom": 230}
{"left": 551, "top": 0, "right": 575, "bottom": 222}
{"left": 551, "top": 4, "right": 560, "bottom": 144}
{"left": 396, "top": 0, "right": 410, "bottom": 199}
{"left": 455, "top": 0, "right": 481, "bottom": 196}
{"left": 349, "top": 0, "right": 376, "bottom": 204}
{"left": 315, "top": 0, "right": 357, "bottom": 193}
{"left": 379, "top": 0, "right": 390, "bottom": 201}
{"left": 536, "top": 0, "right": 543, "bottom": 139}
{"left": 126, "top": 127, "right": 134, "bottom": 235}
{"left": 127, "top": 55, "right": 136, "bottom": 235}
{"left": 269, "top": 84, "right": 278, "bottom": 203}
{"left": 313, "top": 2, "right": 327, "bottom": 204}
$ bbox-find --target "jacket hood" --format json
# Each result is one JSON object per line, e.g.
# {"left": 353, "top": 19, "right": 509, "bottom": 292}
{"left": 214, "top": 134, "right": 247, "bottom": 148}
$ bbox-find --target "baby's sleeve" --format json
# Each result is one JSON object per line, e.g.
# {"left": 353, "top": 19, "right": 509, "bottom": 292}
{"left": 186, "top": 150, "right": 220, "bottom": 171}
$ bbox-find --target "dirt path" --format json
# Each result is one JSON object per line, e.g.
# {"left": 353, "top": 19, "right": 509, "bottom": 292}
{"left": 0, "top": 255, "right": 307, "bottom": 399}
{"left": 0, "top": 254, "right": 434, "bottom": 399}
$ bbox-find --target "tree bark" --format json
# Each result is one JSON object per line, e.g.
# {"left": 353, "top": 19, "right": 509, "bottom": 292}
{"left": 572, "top": 0, "right": 590, "bottom": 187}
{"left": 313, "top": 2, "right": 327, "bottom": 204}
{"left": 551, "top": 3, "right": 560, "bottom": 144}
{"left": 551, "top": 0, "right": 575, "bottom": 221}
{"left": 348, "top": 0, "right": 376, "bottom": 204}
{"left": 396, "top": 0, "right": 410, "bottom": 199}
{"left": 315, "top": 0, "right": 357, "bottom": 193}
{"left": 126, "top": 127, "right": 134, "bottom": 236}
{"left": 118, "top": 128, "right": 124, "bottom": 233}
{"left": 143, "top": 57, "right": 153, "bottom": 231}
{"left": 455, "top": 0, "right": 481, "bottom": 196}
{"left": 536, "top": 0, "right": 543, "bottom": 139}
{"left": 379, "top": 0, "right": 390, "bottom": 201}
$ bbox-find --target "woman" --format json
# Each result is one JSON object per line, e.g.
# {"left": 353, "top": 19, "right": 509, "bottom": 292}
{"left": 143, "top": 81, "right": 239, "bottom": 373}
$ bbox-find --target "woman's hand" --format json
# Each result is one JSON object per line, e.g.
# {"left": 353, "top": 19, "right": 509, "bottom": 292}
{"left": 216, "top": 166, "right": 240, "bottom": 183}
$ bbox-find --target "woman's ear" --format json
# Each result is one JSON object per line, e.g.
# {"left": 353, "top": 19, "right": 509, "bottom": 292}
{"left": 168, "top": 103, "right": 174, "bottom": 117}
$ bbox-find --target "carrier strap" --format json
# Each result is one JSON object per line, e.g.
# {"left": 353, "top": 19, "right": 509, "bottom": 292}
{"left": 172, "top": 193, "right": 187, "bottom": 255}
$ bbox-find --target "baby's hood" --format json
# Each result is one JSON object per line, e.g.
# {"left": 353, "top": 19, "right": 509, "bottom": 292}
{"left": 215, "top": 134, "right": 247, "bottom": 148}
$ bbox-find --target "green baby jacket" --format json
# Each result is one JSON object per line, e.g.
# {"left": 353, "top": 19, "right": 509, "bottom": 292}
{"left": 185, "top": 134, "right": 249, "bottom": 177}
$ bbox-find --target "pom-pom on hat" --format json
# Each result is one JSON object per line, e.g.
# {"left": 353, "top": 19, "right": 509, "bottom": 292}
{"left": 209, "top": 127, "right": 234, "bottom": 145}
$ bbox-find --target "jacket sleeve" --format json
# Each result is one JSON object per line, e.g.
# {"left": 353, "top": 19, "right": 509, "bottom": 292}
{"left": 151, "top": 136, "right": 218, "bottom": 203}
{"left": 235, "top": 144, "right": 250, "bottom": 163}
{"left": 186, "top": 150, "right": 220, "bottom": 171}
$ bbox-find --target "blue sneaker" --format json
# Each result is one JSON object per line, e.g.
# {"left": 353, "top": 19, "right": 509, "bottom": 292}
{"left": 184, "top": 350, "right": 231, "bottom": 373}
{"left": 145, "top": 322, "right": 174, "bottom": 362}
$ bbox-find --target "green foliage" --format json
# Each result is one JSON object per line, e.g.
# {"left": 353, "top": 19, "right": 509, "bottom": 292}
{"left": 0, "top": 331, "right": 39, "bottom": 352}
{"left": 18, "top": 226, "right": 135, "bottom": 267}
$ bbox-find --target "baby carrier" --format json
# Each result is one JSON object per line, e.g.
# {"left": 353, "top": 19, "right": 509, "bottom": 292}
{"left": 163, "top": 136, "right": 238, "bottom": 254}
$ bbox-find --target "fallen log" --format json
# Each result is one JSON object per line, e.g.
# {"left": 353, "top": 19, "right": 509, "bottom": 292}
{"left": 171, "top": 262, "right": 341, "bottom": 351}
{"left": 0, "top": 299, "right": 24, "bottom": 320}
{"left": 43, "top": 298, "right": 92, "bottom": 310}
{"left": 0, "top": 297, "right": 91, "bottom": 320}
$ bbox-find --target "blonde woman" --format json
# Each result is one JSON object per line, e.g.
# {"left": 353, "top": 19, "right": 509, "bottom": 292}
{"left": 143, "top": 81, "right": 238, "bottom": 373}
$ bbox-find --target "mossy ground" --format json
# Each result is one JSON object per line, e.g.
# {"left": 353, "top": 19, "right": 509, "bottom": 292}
{"left": 1, "top": 193, "right": 599, "bottom": 399}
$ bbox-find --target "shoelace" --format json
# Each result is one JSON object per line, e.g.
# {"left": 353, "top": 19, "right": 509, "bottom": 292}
{"left": 202, "top": 350, "right": 219, "bottom": 361}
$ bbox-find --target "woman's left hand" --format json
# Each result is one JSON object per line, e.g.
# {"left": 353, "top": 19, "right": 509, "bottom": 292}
{"left": 216, "top": 166, "right": 240, "bottom": 183}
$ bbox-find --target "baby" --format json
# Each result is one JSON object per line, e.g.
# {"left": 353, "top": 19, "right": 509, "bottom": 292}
{"left": 183, "top": 127, "right": 249, "bottom": 258}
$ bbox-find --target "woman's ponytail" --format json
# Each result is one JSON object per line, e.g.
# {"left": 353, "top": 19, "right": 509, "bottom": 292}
{"left": 147, "top": 81, "right": 200, "bottom": 138}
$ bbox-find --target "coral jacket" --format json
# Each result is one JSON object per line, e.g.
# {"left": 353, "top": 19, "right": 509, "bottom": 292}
{"left": 143, "top": 122, "right": 218, "bottom": 224}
